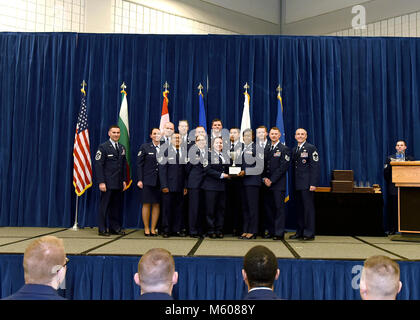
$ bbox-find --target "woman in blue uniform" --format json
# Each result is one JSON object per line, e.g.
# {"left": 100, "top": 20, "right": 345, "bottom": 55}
{"left": 136, "top": 128, "right": 161, "bottom": 236}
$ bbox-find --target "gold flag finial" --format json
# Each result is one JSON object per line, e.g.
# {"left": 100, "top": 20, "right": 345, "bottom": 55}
{"left": 81, "top": 80, "right": 87, "bottom": 95}
{"left": 276, "top": 85, "right": 282, "bottom": 94}
{"left": 197, "top": 83, "right": 203, "bottom": 94}
{"left": 244, "top": 82, "right": 250, "bottom": 93}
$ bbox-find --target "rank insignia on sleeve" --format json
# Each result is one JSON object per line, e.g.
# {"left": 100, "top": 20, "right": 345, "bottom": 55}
{"left": 313, "top": 151, "right": 319, "bottom": 162}
{"left": 95, "top": 150, "right": 102, "bottom": 160}
{"left": 137, "top": 150, "right": 142, "bottom": 157}
{"left": 285, "top": 155, "right": 290, "bottom": 161}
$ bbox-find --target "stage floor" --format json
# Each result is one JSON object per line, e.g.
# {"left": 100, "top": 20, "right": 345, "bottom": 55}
{"left": 0, "top": 227, "right": 419, "bottom": 261}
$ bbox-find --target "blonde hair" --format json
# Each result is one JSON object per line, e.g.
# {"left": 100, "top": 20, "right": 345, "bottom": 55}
{"left": 138, "top": 248, "right": 174, "bottom": 287}
{"left": 23, "top": 236, "right": 66, "bottom": 284}
{"left": 362, "top": 255, "right": 400, "bottom": 298}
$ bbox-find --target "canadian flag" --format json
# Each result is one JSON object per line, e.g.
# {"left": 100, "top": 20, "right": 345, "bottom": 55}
{"left": 159, "top": 89, "right": 170, "bottom": 132}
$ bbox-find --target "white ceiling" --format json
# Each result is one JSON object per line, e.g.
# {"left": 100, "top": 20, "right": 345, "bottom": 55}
{"left": 283, "top": 0, "right": 371, "bottom": 24}
{"left": 201, "top": 0, "right": 281, "bottom": 24}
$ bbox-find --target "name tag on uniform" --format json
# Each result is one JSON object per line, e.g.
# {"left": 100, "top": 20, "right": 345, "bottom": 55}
{"left": 301, "top": 152, "right": 308, "bottom": 158}
{"left": 107, "top": 154, "right": 114, "bottom": 157}
{"left": 148, "top": 152, "right": 154, "bottom": 155}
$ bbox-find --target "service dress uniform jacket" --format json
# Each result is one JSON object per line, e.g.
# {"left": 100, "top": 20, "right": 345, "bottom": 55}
{"left": 137, "top": 142, "right": 160, "bottom": 187}
{"left": 95, "top": 140, "right": 127, "bottom": 234}
{"left": 3, "top": 284, "right": 66, "bottom": 300}
{"left": 243, "top": 288, "right": 280, "bottom": 300}
{"left": 292, "top": 141, "right": 320, "bottom": 238}
{"left": 262, "top": 142, "right": 291, "bottom": 237}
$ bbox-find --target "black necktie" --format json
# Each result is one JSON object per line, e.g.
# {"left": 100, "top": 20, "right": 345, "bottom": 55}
{"left": 270, "top": 144, "right": 274, "bottom": 151}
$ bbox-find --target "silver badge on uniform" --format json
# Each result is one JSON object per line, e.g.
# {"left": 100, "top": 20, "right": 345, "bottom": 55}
{"left": 313, "top": 151, "right": 319, "bottom": 162}
{"left": 95, "top": 150, "right": 102, "bottom": 160}
{"left": 203, "top": 159, "right": 208, "bottom": 167}
{"left": 137, "top": 151, "right": 142, "bottom": 156}
{"left": 285, "top": 154, "right": 290, "bottom": 162}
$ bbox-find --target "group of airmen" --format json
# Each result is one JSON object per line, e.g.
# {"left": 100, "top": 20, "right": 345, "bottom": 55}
{"left": 95, "top": 119, "right": 320, "bottom": 240}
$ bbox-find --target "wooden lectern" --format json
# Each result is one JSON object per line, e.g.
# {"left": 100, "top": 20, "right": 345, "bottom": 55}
{"left": 391, "top": 161, "right": 420, "bottom": 233}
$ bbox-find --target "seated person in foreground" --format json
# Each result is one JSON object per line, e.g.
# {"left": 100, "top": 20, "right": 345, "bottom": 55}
{"left": 3, "top": 235, "right": 67, "bottom": 300}
{"left": 359, "top": 255, "right": 402, "bottom": 300}
{"left": 242, "top": 245, "right": 280, "bottom": 300}
{"left": 134, "top": 248, "right": 178, "bottom": 300}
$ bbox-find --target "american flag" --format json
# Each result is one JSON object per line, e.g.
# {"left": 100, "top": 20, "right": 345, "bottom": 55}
{"left": 73, "top": 91, "right": 92, "bottom": 196}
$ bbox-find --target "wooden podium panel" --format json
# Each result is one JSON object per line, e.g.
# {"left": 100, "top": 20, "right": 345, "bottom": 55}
{"left": 391, "top": 161, "right": 420, "bottom": 233}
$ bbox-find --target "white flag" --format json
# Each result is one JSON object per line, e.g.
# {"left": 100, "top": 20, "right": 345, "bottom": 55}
{"left": 240, "top": 91, "right": 251, "bottom": 143}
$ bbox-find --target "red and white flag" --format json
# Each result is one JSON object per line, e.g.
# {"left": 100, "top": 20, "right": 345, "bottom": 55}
{"left": 159, "top": 85, "right": 170, "bottom": 132}
{"left": 73, "top": 87, "right": 92, "bottom": 196}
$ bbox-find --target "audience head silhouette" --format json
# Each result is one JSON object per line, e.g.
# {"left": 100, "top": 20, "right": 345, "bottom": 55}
{"left": 359, "top": 255, "right": 402, "bottom": 300}
{"left": 134, "top": 248, "right": 178, "bottom": 298}
{"left": 242, "top": 245, "right": 279, "bottom": 290}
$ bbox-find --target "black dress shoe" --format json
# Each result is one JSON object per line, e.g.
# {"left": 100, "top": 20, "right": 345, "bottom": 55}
{"left": 175, "top": 231, "right": 187, "bottom": 237}
{"left": 190, "top": 234, "right": 200, "bottom": 238}
{"left": 303, "top": 236, "right": 315, "bottom": 241}
{"left": 217, "top": 233, "right": 224, "bottom": 239}
{"left": 209, "top": 233, "right": 217, "bottom": 239}
{"left": 162, "top": 232, "right": 170, "bottom": 238}
{"left": 289, "top": 234, "right": 303, "bottom": 240}
{"left": 110, "top": 229, "right": 126, "bottom": 235}
{"left": 98, "top": 231, "right": 110, "bottom": 236}
{"left": 144, "top": 230, "right": 151, "bottom": 237}
{"left": 273, "top": 235, "right": 284, "bottom": 240}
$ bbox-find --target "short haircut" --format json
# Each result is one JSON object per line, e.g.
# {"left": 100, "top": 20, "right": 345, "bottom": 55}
{"left": 243, "top": 246, "right": 278, "bottom": 288}
{"left": 362, "top": 255, "right": 400, "bottom": 298}
{"left": 138, "top": 248, "right": 175, "bottom": 287}
{"left": 396, "top": 140, "right": 407, "bottom": 146}
{"left": 269, "top": 127, "right": 280, "bottom": 132}
{"left": 23, "top": 236, "right": 66, "bottom": 284}
{"left": 178, "top": 120, "right": 189, "bottom": 125}
{"left": 256, "top": 126, "right": 267, "bottom": 132}
{"left": 230, "top": 127, "right": 240, "bottom": 132}
{"left": 211, "top": 118, "right": 223, "bottom": 126}
{"left": 108, "top": 125, "right": 120, "bottom": 131}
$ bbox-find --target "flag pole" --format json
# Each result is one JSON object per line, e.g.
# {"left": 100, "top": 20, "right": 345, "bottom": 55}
{"left": 71, "top": 80, "right": 87, "bottom": 231}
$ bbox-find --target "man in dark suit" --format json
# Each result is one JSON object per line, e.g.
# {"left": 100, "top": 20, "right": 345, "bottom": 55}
{"left": 242, "top": 245, "right": 280, "bottom": 300}
{"left": 384, "top": 140, "right": 415, "bottom": 234}
{"left": 3, "top": 236, "right": 67, "bottom": 300}
{"left": 256, "top": 126, "right": 272, "bottom": 238}
{"left": 290, "top": 128, "right": 320, "bottom": 241}
{"left": 158, "top": 133, "right": 188, "bottom": 238}
{"left": 95, "top": 125, "right": 127, "bottom": 236}
{"left": 134, "top": 248, "right": 177, "bottom": 300}
{"left": 225, "top": 127, "right": 244, "bottom": 236}
{"left": 262, "top": 127, "right": 291, "bottom": 240}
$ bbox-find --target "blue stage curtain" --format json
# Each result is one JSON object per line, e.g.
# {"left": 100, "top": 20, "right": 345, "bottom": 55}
{"left": 1, "top": 33, "right": 420, "bottom": 228}
{"left": 0, "top": 32, "right": 77, "bottom": 227}
{"left": 1, "top": 254, "right": 420, "bottom": 300}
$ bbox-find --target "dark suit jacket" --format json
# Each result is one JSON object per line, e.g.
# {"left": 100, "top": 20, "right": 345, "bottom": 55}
{"left": 158, "top": 147, "right": 186, "bottom": 192}
{"left": 186, "top": 147, "right": 207, "bottom": 189}
{"left": 3, "top": 284, "right": 66, "bottom": 300}
{"left": 138, "top": 292, "right": 174, "bottom": 300}
{"left": 384, "top": 154, "right": 415, "bottom": 195}
{"left": 202, "top": 151, "right": 229, "bottom": 191}
{"left": 95, "top": 140, "right": 127, "bottom": 190}
{"left": 243, "top": 288, "right": 280, "bottom": 300}
{"left": 263, "top": 142, "right": 291, "bottom": 191}
{"left": 137, "top": 142, "right": 160, "bottom": 187}
{"left": 292, "top": 141, "right": 320, "bottom": 190}
{"left": 241, "top": 142, "right": 263, "bottom": 187}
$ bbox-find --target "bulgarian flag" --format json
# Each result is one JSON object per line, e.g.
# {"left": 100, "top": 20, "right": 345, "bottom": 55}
{"left": 118, "top": 84, "right": 132, "bottom": 190}
{"left": 159, "top": 84, "right": 170, "bottom": 132}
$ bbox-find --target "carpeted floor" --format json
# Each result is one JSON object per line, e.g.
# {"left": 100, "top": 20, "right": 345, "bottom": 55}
{"left": 0, "top": 227, "right": 419, "bottom": 260}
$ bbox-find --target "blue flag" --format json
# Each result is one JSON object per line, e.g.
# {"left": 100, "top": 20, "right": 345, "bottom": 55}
{"left": 277, "top": 92, "right": 289, "bottom": 202}
{"left": 198, "top": 92, "right": 207, "bottom": 131}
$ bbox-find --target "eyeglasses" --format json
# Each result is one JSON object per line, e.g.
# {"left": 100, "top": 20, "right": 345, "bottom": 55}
{"left": 51, "top": 257, "right": 69, "bottom": 274}
{"left": 62, "top": 257, "right": 69, "bottom": 268}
